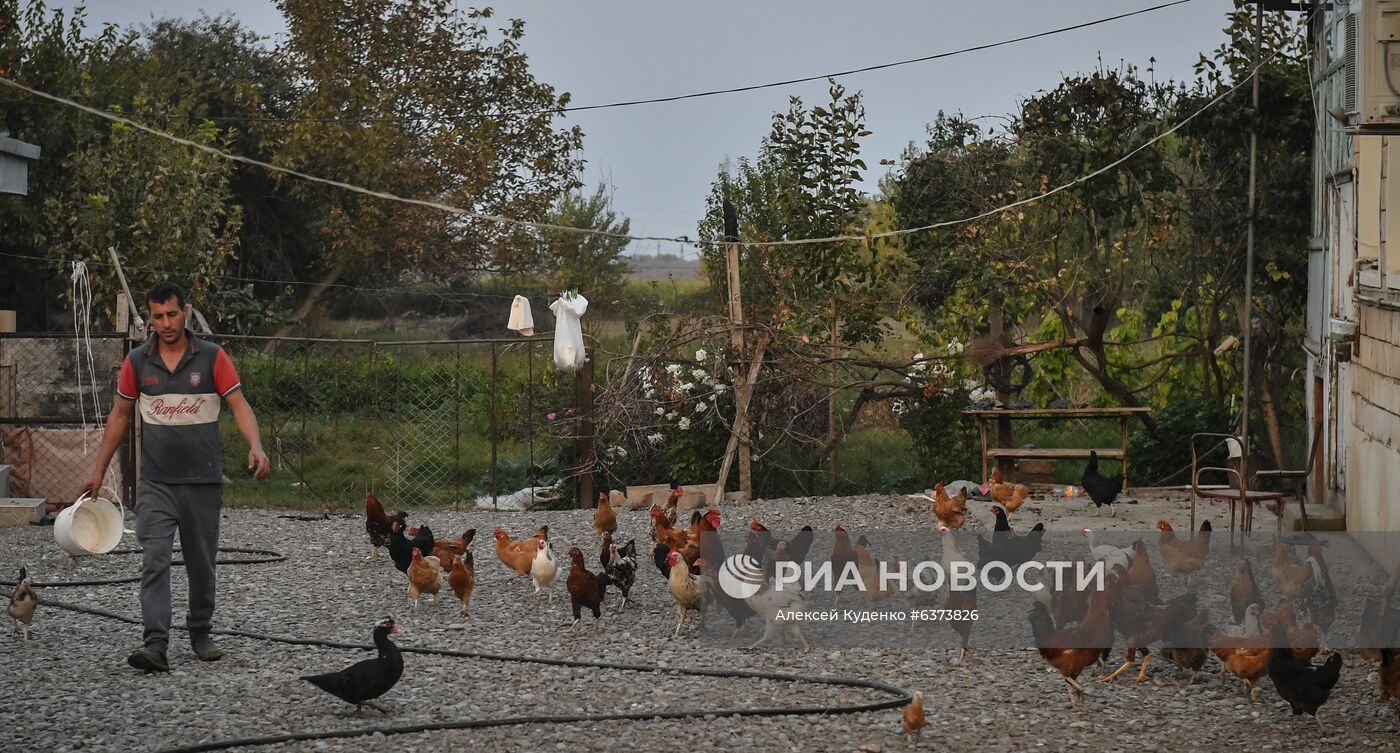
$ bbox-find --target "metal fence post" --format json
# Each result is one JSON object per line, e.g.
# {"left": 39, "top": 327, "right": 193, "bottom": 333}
{"left": 490, "top": 341, "right": 498, "bottom": 510}
{"left": 454, "top": 343, "right": 461, "bottom": 512}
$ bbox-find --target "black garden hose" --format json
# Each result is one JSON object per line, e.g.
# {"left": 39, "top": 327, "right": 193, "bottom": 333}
{"left": 3, "top": 547, "right": 915, "bottom": 753}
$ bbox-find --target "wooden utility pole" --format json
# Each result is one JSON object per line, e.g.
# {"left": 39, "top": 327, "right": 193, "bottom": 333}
{"left": 722, "top": 201, "right": 752, "bottom": 500}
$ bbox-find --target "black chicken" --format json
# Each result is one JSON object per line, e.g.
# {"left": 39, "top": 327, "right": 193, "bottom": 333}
{"left": 651, "top": 542, "right": 673, "bottom": 580}
{"left": 600, "top": 534, "right": 638, "bottom": 613}
{"left": 364, "top": 494, "right": 401, "bottom": 559}
{"left": 407, "top": 525, "right": 435, "bottom": 557}
{"left": 301, "top": 616, "right": 404, "bottom": 714}
{"left": 976, "top": 509, "right": 1045, "bottom": 569}
{"left": 388, "top": 520, "right": 415, "bottom": 574}
{"left": 1081, "top": 450, "right": 1123, "bottom": 517}
{"left": 1267, "top": 620, "right": 1343, "bottom": 733}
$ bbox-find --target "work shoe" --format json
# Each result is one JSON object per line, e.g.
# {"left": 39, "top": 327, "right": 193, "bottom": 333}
{"left": 127, "top": 647, "right": 170, "bottom": 673}
{"left": 190, "top": 633, "right": 223, "bottom": 662}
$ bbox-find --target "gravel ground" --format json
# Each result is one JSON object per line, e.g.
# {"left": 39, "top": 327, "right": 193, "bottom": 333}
{"left": 1, "top": 491, "right": 1398, "bottom": 753}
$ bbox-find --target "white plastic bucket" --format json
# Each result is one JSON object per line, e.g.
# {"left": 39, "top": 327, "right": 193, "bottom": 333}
{"left": 55, "top": 491, "right": 125, "bottom": 556}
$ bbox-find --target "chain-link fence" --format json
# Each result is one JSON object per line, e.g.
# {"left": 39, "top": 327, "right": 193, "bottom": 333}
{"left": 0, "top": 332, "right": 565, "bottom": 511}
{"left": 0, "top": 332, "right": 131, "bottom": 507}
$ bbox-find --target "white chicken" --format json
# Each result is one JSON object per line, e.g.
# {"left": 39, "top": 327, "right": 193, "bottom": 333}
{"left": 531, "top": 538, "right": 558, "bottom": 605}
{"left": 744, "top": 543, "right": 811, "bottom": 653}
{"left": 1081, "top": 528, "right": 1133, "bottom": 572}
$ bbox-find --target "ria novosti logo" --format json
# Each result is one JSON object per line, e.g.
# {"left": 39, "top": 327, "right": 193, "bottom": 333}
{"left": 717, "top": 553, "right": 765, "bottom": 599}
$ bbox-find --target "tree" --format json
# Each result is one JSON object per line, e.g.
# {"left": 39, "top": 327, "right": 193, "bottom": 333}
{"left": 268, "top": 0, "right": 585, "bottom": 341}
{"left": 538, "top": 183, "right": 632, "bottom": 309}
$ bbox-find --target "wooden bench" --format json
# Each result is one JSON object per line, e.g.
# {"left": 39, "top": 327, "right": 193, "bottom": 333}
{"left": 963, "top": 407, "right": 1152, "bottom": 487}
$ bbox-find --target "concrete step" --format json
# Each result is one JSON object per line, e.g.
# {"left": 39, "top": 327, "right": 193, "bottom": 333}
{"left": 1279, "top": 496, "right": 1346, "bottom": 532}
{"left": 0, "top": 497, "right": 47, "bottom": 527}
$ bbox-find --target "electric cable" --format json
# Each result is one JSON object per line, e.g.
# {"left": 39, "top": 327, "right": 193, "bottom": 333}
{"left": 1, "top": 545, "right": 914, "bottom": 753}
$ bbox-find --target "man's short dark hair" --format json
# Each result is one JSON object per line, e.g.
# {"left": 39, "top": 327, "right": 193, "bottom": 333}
{"left": 147, "top": 281, "right": 186, "bottom": 309}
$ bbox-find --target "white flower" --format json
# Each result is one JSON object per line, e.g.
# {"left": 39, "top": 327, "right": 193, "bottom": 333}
{"left": 946, "top": 340, "right": 965, "bottom": 355}
{"left": 655, "top": 406, "right": 665, "bottom": 416}
{"left": 694, "top": 349, "right": 707, "bottom": 362}
{"left": 694, "top": 401, "right": 708, "bottom": 413}
{"left": 665, "top": 363, "right": 682, "bottom": 375}
{"left": 932, "top": 362, "right": 948, "bottom": 375}
{"left": 691, "top": 368, "right": 708, "bottom": 382}
{"left": 666, "top": 411, "right": 677, "bottom": 420}
{"left": 714, "top": 383, "right": 728, "bottom": 394}
{"left": 678, "top": 417, "right": 692, "bottom": 431}
{"left": 647, "top": 432, "right": 664, "bottom": 445}
{"left": 679, "top": 382, "right": 695, "bottom": 393}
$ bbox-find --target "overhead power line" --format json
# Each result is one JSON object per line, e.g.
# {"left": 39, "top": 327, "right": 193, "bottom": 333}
{"left": 1, "top": 0, "right": 1195, "bottom": 125}
{"left": 0, "top": 36, "right": 1288, "bottom": 252}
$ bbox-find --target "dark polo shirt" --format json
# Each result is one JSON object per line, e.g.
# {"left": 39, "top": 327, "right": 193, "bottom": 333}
{"left": 117, "top": 331, "right": 242, "bottom": 484}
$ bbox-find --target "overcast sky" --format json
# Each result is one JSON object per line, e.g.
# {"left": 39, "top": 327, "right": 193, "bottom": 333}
{"left": 59, "top": 1, "right": 1236, "bottom": 257}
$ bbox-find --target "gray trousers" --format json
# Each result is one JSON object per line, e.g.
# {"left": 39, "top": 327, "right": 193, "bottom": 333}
{"left": 135, "top": 479, "right": 223, "bottom": 653}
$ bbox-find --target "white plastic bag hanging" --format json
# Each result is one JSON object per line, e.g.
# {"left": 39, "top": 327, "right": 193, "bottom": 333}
{"left": 549, "top": 292, "right": 589, "bottom": 371}
{"left": 507, "top": 295, "right": 535, "bottom": 336}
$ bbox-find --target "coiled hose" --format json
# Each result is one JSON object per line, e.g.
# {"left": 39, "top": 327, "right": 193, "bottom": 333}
{"left": 3, "top": 547, "right": 914, "bottom": 753}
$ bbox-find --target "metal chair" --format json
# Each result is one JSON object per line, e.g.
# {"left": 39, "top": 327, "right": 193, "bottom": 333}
{"left": 1190, "top": 432, "right": 1286, "bottom": 533}
{"left": 1251, "top": 421, "right": 1323, "bottom": 531}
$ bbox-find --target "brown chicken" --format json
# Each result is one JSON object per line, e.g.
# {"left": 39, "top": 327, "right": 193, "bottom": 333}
{"left": 566, "top": 546, "right": 608, "bottom": 632}
{"left": 1271, "top": 541, "right": 1313, "bottom": 600}
{"left": 830, "top": 526, "right": 857, "bottom": 608}
{"left": 430, "top": 529, "right": 475, "bottom": 572}
{"left": 494, "top": 527, "right": 546, "bottom": 576}
{"left": 988, "top": 467, "right": 1031, "bottom": 515}
{"left": 1269, "top": 602, "right": 1321, "bottom": 661}
{"left": 657, "top": 487, "right": 683, "bottom": 528}
{"left": 855, "top": 536, "right": 895, "bottom": 606}
{"left": 1028, "top": 584, "right": 1113, "bottom": 707}
{"left": 6, "top": 567, "right": 36, "bottom": 641}
{"left": 1155, "top": 520, "right": 1210, "bottom": 583}
{"left": 902, "top": 691, "right": 927, "bottom": 743}
{"left": 448, "top": 551, "right": 475, "bottom": 617}
{"left": 1230, "top": 559, "right": 1262, "bottom": 625}
{"left": 939, "top": 525, "right": 977, "bottom": 665}
{"left": 1050, "top": 555, "right": 1093, "bottom": 629}
{"left": 1127, "top": 538, "right": 1159, "bottom": 604}
{"left": 932, "top": 482, "right": 967, "bottom": 529}
{"left": 1379, "top": 647, "right": 1400, "bottom": 719}
{"left": 594, "top": 491, "right": 617, "bottom": 539}
{"left": 407, "top": 549, "right": 443, "bottom": 609}
{"left": 1102, "top": 569, "right": 1197, "bottom": 684}
{"left": 1159, "top": 605, "right": 1212, "bottom": 684}
{"left": 1204, "top": 615, "right": 1276, "bottom": 703}
{"left": 364, "top": 492, "right": 396, "bottom": 559}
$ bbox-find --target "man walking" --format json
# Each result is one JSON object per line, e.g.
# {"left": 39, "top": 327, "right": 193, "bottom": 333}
{"left": 81, "top": 281, "right": 270, "bottom": 672}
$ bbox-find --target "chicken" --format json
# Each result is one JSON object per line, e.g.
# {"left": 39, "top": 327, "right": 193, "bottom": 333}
{"left": 1230, "top": 559, "right": 1262, "bottom": 625}
{"left": 406, "top": 525, "right": 435, "bottom": 558}
{"left": 448, "top": 551, "right": 475, "bottom": 617}
{"left": 1159, "top": 605, "right": 1212, "bottom": 684}
{"left": 1082, "top": 528, "right": 1132, "bottom": 571}
{"left": 988, "top": 467, "right": 1031, "bottom": 515}
{"left": 363, "top": 493, "right": 397, "bottom": 559}
{"left": 902, "top": 691, "right": 927, "bottom": 743}
{"left": 1126, "top": 538, "right": 1159, "bottom": 605}
{"left": 6, "top": 567, "right": 37, "bottom": 641}
{"left": 566, "top": 546, "right": 609, "bottom": 632}
{"left": 1101, "top": 575, "right": 1197, "bottom": 684}
{"left": 750, "top": 520, "right": 815, "bottom": 569}
{"left": 594, "top": 491, "right": 617, "bottom": 539}
{"left": 650, "top": 504, "right": 686, "bottom": 549}
{"left": 1379, "top": 647, "right": 1400, "bottom": 719}
{"left": 430, "top": 529, "right": 475, "bottom": 573}
{"left": 531, "top": 538, "right": 558, "bottom": 604}
{"left": 1300, "top": 546, "right": 1338, "bottom": 636}
{"left": 830, "top": 526, "right": 858, "bottom": 608}
{"left": 600, "top": 534, "right": 637, "bottom": 613}
{"left": 938, "top": 525, "right": 978, "bottom": 665}
{"left": 387, "top": 518, "right": 417, "bottom": 574}
{"left": 1271, "top": 541, "right": 1313, "bottom": 601}
{"left": 1269, "top": 602, "right": 1321, "bottom": 661}
{"left": 743, "top": 543, "right": 810, "bottom": 653}
{"left": 975, "top": 507, "right": 1045, "bottom": 570}
{"left": 493, "top": 527, "right": 544, "bottom": 577}
{"left": 651, "top": 541, "right": 673, "bottom": 580}
{"left": 1266, "top": 620, "right": 1343, "bottom": 733}
{"left": 1155, "top": 520, "right": 1210, "bottom": 584}
{"left": 1028, "top": 586, "right": 1113, "bottom": 707}
{"left": 406, "top": 549, "right": 443, "bottom": 609}
{"left": 1204, "top": 616, "right": 1275, "bottom": 702}
{"left": 1050, "top": 555, "right": 1093, "bottom": 630}
{"left": 652, "top": 487, "right": 683, "bottom": 530}
{"left": 667, "top": 550, "right": 707, "bottom": 638}
{"left": 932, "top": 482, "right": 967, "bottom": 529}
{"left": 1080, "top": 450, "right": 1123, "bottom": 516}
{"left": 301, "top": 616, "right": 403, "bottom": 714}
{"left": 855, "top": 535, "right": 894, "bottom": 606}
